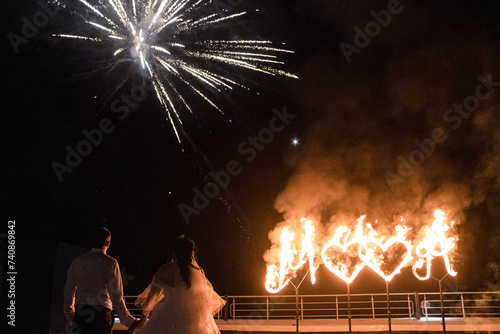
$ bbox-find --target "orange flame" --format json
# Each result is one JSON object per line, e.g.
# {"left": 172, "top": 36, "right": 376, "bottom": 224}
{"left": 412, "top": 209, "right": 457, "bottom": 280}
{"left": 321, "top": 217, "right": 366, "bottom": 284}
{"left": 265, "top": 209, "right": 458, "bottom": 292}
{"left": 265, "top": 218, "right": 318, "bottom": 293}
{"left": 358, "top": 223, "right": 413, "bottom": 282}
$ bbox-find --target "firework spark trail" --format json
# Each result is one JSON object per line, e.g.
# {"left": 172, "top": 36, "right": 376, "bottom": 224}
{"left": 53, "top": 0, "right": 297, "bottom": 141}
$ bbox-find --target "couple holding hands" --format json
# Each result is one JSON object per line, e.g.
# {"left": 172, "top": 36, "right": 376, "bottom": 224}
{"left": 64, "top": 228, "right": 225, "bottom": 334}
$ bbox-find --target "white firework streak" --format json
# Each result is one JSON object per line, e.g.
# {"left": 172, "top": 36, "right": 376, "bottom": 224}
{"left": 53, "top": 0, "right": 298, "bottom": 142}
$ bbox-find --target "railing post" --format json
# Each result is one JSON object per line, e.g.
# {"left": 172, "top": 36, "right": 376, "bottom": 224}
{"left": 414, "top": 292, "right": 421, "bottom": 320}
{"left": 266, "top": 297, "right": 269, "bottom": 320}
{"left": 461, "top": 293, "right": 465, "bottom": 319}
{"left": 438, "top": 281, "right": 446, "bottom": 333}
{"left": 371, "top": 295, "right": 375, "bottom": 319}
{"left": 224, "top": 295, "right": 229, "bottom": 321}
{"left": 232, "top": 298, "right": 236, "bottom": 320}
{"left": 301, "top": 296, "right": 304, "bottom": 320}
{"left": 408, "top": 294, "right": 412, "bottom": 319}
{"left": 336, "top": 295, "right": 339, "bottom": 319}
{"left": 423, "top": 294, "right": 428, "bottom": 321}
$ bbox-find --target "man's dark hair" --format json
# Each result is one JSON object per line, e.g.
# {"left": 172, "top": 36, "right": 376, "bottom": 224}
{"left": 92, "top": 227, "right": 111, "bottom": 248}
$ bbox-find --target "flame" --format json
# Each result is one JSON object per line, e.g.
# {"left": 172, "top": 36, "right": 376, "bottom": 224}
{"left": 321, "top": 217, "right": 366, "bottom": 284}
{"left": 412, "top": 209, "right": 458, "bottom": 280}
{"left": 358, "top": 223, "right": 413, "bottom": 282}
{"left": 265, "top": 209, "right": 459, "bottom": 292}
{"left": 265, "top": 218, "right": 318, "bottom": 293}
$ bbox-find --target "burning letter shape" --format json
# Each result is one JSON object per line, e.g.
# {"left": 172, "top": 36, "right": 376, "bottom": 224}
{"left": 265, "top": 218, "right": 319, "bottom": 293}
{"left": 412, "top": 210, "right": 457, "bottom": 280}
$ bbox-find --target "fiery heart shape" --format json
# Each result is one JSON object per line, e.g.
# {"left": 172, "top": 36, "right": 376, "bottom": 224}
{"left": 358, "top": 226, "right": 413, "bottom": 282}
{"left": 321, "top": 225, "right": 366, "bottom": 284}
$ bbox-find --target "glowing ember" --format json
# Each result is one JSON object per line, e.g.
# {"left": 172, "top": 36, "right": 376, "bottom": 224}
{"left": 412, "top": 209, "right": 458, "bottom": 280}
{"left": 321, "top": 217, "right": 366, "bottom": 284}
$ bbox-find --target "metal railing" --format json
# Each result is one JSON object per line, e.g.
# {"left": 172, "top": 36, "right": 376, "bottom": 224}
{"left": 226, "top": 293, "right": 415, "bottom": 320}
{"left": 227, "top": 292, "right": 500, "bottom": 320}
{"left": 419, "top": 292, "right": 500, "bottom": 318}
{"left": 122, "top": 296, "right": 225, "bottom": 320}
{"left": 122, "top": 291, "right": 500, "bottom": 321}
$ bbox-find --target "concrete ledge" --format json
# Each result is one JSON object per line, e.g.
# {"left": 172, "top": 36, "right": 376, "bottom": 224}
{"left": 214, "top": 317, "right": 500, "bottom": 332}
{"left": 113, "top": 317, "right": 500, "bottom": 332}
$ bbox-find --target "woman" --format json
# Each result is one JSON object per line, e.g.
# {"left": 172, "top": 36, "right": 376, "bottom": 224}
{"left": 133, "top": 236, "right": 225, "bottom": 333}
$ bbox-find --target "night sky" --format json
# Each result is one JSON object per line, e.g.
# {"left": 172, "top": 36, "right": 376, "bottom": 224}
{"left": 2, "top": 0, "right": 500, "bottom": 333}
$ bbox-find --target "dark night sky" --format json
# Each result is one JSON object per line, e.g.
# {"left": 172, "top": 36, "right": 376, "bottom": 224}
{"left": 2, "top": 0, "right": 500, "bottom": 333}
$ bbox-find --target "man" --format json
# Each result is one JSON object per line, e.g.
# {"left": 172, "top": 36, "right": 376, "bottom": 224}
{"left": 64, "top": 227, "right": 139, "bottom": 333}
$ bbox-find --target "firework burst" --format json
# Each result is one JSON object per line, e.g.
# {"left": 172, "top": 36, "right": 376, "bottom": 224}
{"left": 52, "top": 0, "right": 298, "bottom": 142}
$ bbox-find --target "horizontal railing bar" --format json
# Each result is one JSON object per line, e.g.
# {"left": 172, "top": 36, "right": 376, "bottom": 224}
{"left": 124, "top": 292, "right": 500, "bottom": 299}
{"left": 123, "top": 291, "right": 500, "bottom": 322}
{"left": 229, "top": 314, "right": 414, "bottom": 318}
{"left": 231, "top": 300, "right": 420, "bottom": 304}
{"left": 232, "top": 304, "right": 415, "bottom": 309}
{"left": 423, "top": 305, "right": 500, "bottom": 309}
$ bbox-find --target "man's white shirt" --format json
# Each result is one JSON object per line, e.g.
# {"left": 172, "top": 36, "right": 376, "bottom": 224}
{"left": 63, "top": 248, "right": 135, "bottom": 327}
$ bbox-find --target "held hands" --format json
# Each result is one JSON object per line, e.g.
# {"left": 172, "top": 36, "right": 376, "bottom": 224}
{"left": 138, "top": 314, "right": 147, "bottom": 327}
{"left": 128, "top": 319, "right": 140, "bottom": 333}
{"left": 128, "top": 315, "right": 147, "bottom": 333}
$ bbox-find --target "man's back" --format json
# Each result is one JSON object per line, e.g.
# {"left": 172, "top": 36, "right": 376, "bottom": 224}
{"left": 68, "top": 250, "right": 117, "bottom": 307}
{"left": 64, "top": 247, "right": 135, "bottom": 332}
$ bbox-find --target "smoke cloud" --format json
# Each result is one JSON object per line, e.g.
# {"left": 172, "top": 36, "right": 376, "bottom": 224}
{"left": 269, "top": 0, "right": 500, "bottom": 288}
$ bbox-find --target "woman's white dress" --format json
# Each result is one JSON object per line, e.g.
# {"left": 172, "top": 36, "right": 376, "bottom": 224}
{"left": 135, "top": 261, "right": 225, "bottom": 334}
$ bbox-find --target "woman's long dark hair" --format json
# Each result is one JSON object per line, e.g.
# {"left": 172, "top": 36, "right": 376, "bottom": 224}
{"left": 173, "top": 235, "right": 197, "bottom": 288}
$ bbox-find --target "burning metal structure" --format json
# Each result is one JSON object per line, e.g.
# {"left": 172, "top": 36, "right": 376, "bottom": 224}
{"left": 265, "top": 209, "right": 457, "bottom": 291}
{"left": 264, "top": 209, "right": 458, "bottom": 333}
